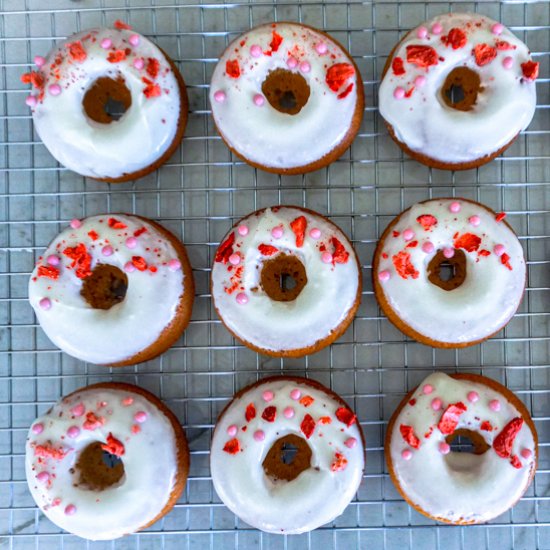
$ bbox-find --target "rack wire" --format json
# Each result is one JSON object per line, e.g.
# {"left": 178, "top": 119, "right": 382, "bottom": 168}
{"left": 0, "top": 0, "right": 549, "bottom": 548}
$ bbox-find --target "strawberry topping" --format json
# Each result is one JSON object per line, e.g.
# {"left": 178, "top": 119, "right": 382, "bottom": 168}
{"left": 261, "top": 406, "right": 277, "bottom": 422}
{"left": 400, "top": 424, "right": 421, "bottom": 449}
{"left": 301, "top": 414, "right": 316, "bottom": 439}
{"left": 100, "top": 433, "right": 125, "bottom": 457}
{"left": 245, "top": 403, "right": 256, "bottom": 422}
{"left": 226, "top": 59, "right": 240, "bottom": 78}
{"left": 392, "top": 251, "right": 419, "bottom": 279}
{"left": 441, "top": 28, "right": 467, "bottom": 49}
{"left": 473, "top": 44, "right": 497, "bottom": 66}
{"left": 337, "top": 83, "right": 354, "bottom": 100}
{"left": 299, "top": 395, "right": 314, "bottom": 407}
{"left": 480, "top": 420, "right": 493, "bottom": 432}
{"left": 131, "top": 256, "right": 148, "bottom": 271}
{"left": 318, "top": 416, "right": 332, "bottom": 425}
{"left": 326, "top": 63, "right": 355, "bottom": 92}
{"left": 331, "top": 237, "right": 349, "bottom": 264}
{"left": 223, "top": 438, "right": 240, "bottom": 454}
{"left": 34, "top": 444, "right": 68, "bottom": 460}
{"left": 290, "top": 216, "right": 307, "bottom": 247}
{"left": 437, "top": 402, "right": 467, "bottom": 435}
{"left": 143, "top": 82, "right": 161, "bottom": 98}
{"left": 495, "top": 212, "right": 506, "bottom": 222}
{"left": 330, "top": 452, "right": 348, "bottom": 472}
{"left": 108, "top": 217, "right": 127, "bottom": 229}
{"left": 416, "top": 214, "right": 438, "bottom": 230}
{"left": 392, "top": 57, "right": 405, "bottom": 76}
{"left": 493, "top": 417, "right": 523, "bottom": 458}
{"left": 215, "top": 232, "right": 235, "bottom": 264}
{"left": 335, "top": 407, "right": 356, "bottom": 427}
{"left": 63, "top": 244, "right": 92, "bottom": 279}
{"left": 521, "top": 61, "right": 539, "bottom": 81}
{"left": 37, "top": 265, "right": 60, "bottom": 280}
{"left": 270, "top": 31, "right": 283, "bottom": 52}
{"left": 454, "top": 232, "right": 481, "bottom": 253}
{"left": 87, "top": 230, "right": 99, "bottom": 241}
{"left": 258, "top": 244, "right": 278, "bottom": 256}
{"left": 406, "top": 45, "right": 438, "bottom": 67}
{"left": 501, "top": 253, "right": 512, "bottom": 270}
{"left": 495, "top": 40, "right": 514, "bottom": 51}
{"left": 68, "top": 41, "right": 87, "bottom": 63}
{"left": 107, "top": 50, "right": 127, "bottom": 63}
{"left": 510, "top": 455, "right": 522, "bottom": 469}
{"left": 114, "top": 20, "right": 132, "bottom": 30}
{"left": 21, "top": 71, "right": 44, "bottom": 89}
{"left": 146, "top": 58, "right": 160, "bottom": 79}
{"left": 83, "top": 411, "right": 105, "bottom": 431}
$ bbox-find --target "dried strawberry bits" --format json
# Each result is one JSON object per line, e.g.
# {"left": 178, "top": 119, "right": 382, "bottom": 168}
{"left": 211, "top": 377, "right": 364, "bottom": 534}
{"left": 386, "top": 372, "right": 537, "bottom": 524}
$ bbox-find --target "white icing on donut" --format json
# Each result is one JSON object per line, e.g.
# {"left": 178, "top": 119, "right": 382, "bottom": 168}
{"left": 388, "top": 373, "right": 537, "bottom": 523}
{"left": 26, "top": 385, "right": 181, "bottom": 540}
{"left": 211, "top": 206, "right": 360, "bottom": 354}
{"left": 209, "top": 23, "right": 361, "bottom": 170}
{"left": 28, "top": 214, "right": 186, "bottom": 364}
{"left": 210, "top": 377, "right": 364, "bottom": 534}
{"left": 375, "top": 198, "right": 526, "bottom": 344}
{"left": 22, "top": 24, "right": 181, "bottom": 179}
{"left": 379, "top": 13, "right": 538, "bottom": 164}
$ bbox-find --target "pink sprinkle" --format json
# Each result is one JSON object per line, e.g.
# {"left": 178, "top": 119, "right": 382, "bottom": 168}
{"left": 227, "top": 424, "right": 237, "bottom": 437}
{"left": 467, "top": 391, "right": 479, "bottom": 403}
{"left": 439, "top": 442, "right": 450, "bottom": 455}
{"left": 401, "top": 449, "right": 412, "bottom": 461}
{"left": 214, "top": 90, "right": 226, "bottom": 103}
{"left": 124, "top": 261, "right": 136, "bottom": 273}
{"left": 52, "top": 498, "right": 61, "bottom": 507}
{"left": 34, "top": 55, "right": 46, "bottom": 67}
{"left": 134, "top": 411, "right": 147, "bottom": 423}
{"left": 283, "top": 407, "right": 295, "bottom": 419}
{"left": 238, "top": 225, "right": 249, "bottom": 236}
{"left": 321, "top": 252, "right": 333, "bottom": 264}
{"left": 299, "top": 61, "right": 311, "bottom": 73}
{"left": 250, "top": 44, "right": 262, "bottom": 58}
{"left": 422, "top": 242, "right": 435, "bottom": 254}
{"left": 422, "top": 384, "right": 433, "bottom": 395}
{"left": 503, "top": 56, "right": 513, "bottom": 70}
{"left": 47, "top": 255, "right": 60, "bottom": 266}
{"left": 449, "top": 201, "right": 461, "bottom": 213}
{"left": 228, "top": 253, "right": 240, "bottom": 265}
{"left": 100, "top": 38, "right": 112, "bottom": 49}
{"left": 309, "top": 228, "right": 321, "bottom": 239}
{"left": 168, "top": 259, "right": 181, "bottom": 271}
{"left": 71, "top": 403, "right": 85, "bottom": 417}
{"left": 32, "top": 423, "right": 44, "bottom": 434}
{"left": 39, "top": 298, "right": 51, "bottom": 311}
{"left": 403, "top": 228, "right": 415, "bottom": 241}
{"left": 469, "top": 215, "right": 481, "bottom": 227}
{"left": 414, "top": 75, "right": 426, "bottom": 88}
{"left": 25, "top": 95, "right": 37, "bottom": 107}
{"left": 491, "top": 23, "right": 504, "bottom": 36}
{"left": 36, "top": 471, "right": 50, "bottom": 483}
{"left": 345, "top": 437, "right": 357, "bottom": 449}
{"left": 290, "top": 389, "right": 301, "bottom": 400}
{"left": 286, "top": 56, "right": 298, "bottom": 69}
{"left": 416, "top": 26, "right": 428, "bottom": 39}
{"left": 271, "top": 226, "right": 283, "bottom": 239}
{"left": 378, "top": 270, "right": 391, "bottom": 282}
{"left": 489, "top": 399, "right": 501, "bottom": 412}
{"left": 236, "top": 292, "right": 248, "bottom": 305}
{"left": 494, "top": 244, "right": 506, "bottom": 257}
{"left": 253, "top": 430, "right": 265, "bottom": 442}
{"left": 431, "top": 398, "right": 442, "bottom": 411}
{"left": 443, "top": 247, "right": 455, "bottom": 259}
{"left": 70, "top": 218, "right": 82, "bottom": 229}
{"left": 122, "top": 397, "right": 133, "bottom": 406}
{"left": 262, "top": 390, "right": 274, "bottom": 402}
{"left": 67, "top": 426, "right": 80, "bottom": 439}
{"left": 133, "top": 57, "right": 144, "bottom": 70}
{"left": 521, "top": 448, "right": 532, "bottom": 459}
{"left": 125, "top": 236, "right": 137, "bottom": 249}
{"left": 64, "top": 504, "right": 77, "bottom": 516}
{"left": 102, "top": 245, "right": 113, "bottom": 257}
{"left": 315, "top": 41, "right": 328, "bottom": 54}
{"left": 393, "top": 87, "right": 405, "bottom": 100}
{"left": 253, "top": 94, "right": 265, "bottom": 106}
{"left": 431, "top": 22, "right": 443, "bottom": 35}
{"left": 129, "top": 34, "right": 140, "bottom": 47}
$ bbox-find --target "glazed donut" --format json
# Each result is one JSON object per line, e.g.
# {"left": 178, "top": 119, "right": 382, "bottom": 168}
{"left": 209, "top": 22, "right": 364, "bottom": 174}
{"left": 28, "top": 214, "right": 194, "bottom": 365}
{"left": 25, "top": 382, "right": 189, "bottom": 540}
{"left": 386, "top": 372, "right": 537, "bottom": 524}
{"left": 21, "top": 21, "right": 187, "bottom": 182}
{"left": 211, "top": 206, "right": 361, "bottom": 357}
{"left": 372, "top": 198, "right": 526, "bottom": 347}
{"left": 378, "top": 13, "right": 539, "bottom": 170}
{"left": 210, "top": 376, "right": 365, "bottom": 534}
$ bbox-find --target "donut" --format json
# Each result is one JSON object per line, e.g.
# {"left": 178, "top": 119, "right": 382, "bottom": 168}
{"left": 210, "top": 376, "right": 365, "bottom": 534}
{"left": 386, "top": 372, "right": 537, "bottom": 524}
{"left": 209, "top": 22, "right": 364, "bottom": 174}
{"left": 378, "top": 13, "right": 539, "bottom": 170}
{"left": 28, "top": 214, "right": 194, "bottom": 365}
{"left": 211, "top": 206, "right": 361, "bottom": 357}
{"left": 21, "top": 21, "right": 187, "bottom": 182}
{"left": 372, "top": 198, "right": 526, "bottom": 348}
{"left": 25, "top": 382, "right": 189, "bottom": 540}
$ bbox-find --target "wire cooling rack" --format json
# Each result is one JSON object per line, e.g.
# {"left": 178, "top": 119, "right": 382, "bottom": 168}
{"left": 1, "top": 0, "right": 549, "bottom": 548}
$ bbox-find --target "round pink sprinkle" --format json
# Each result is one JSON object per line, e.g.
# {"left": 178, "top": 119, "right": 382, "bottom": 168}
{"left": 283, "top": 407, "right": 295, "bottom": 419}
{"left": 443, "top": 247, "right": 455, "bottom": 259}
{"left": 227, "top": 424, "right": 237, "bottom": 437}
{"left": 122, "top": 397, "right": 133, "bottom": 406}
{"left": 124, "top": 262, "right": 136, "bottom": 273}
{"left": 36, "top": 471, "right": 50, "bottom": 483}
{"left": 129, "top": 34, "right": 140, "bottom": 47}
{"left": 100, "top": 38, "right": 112, "bottom": 49}
{"left": 422, "top": 242, "right": 435, "bottom": 254}
{"left": 64, "top": 504, "right": 77, "bottom": 516}
{"left": 290, "top": 389, "right": 301, "bottom": 400}
{"left": 238, "top": 225, "right": 249, "bottom": 236}
{"left": 67, "top": 426, "right": 80, "bottom": 438}
{"left": 39, "top": 298, "right": 51, "bottom": 311}
{"left": 422, "top": 384, "right": 433, "bottom": 395}
{"left": 71, "top": 403, "right": 85, "bottom": 417}
{"left": 70, "top": 218, "right": 81, "bottom": 229}
{"left": 521, "top": 448, "right": 532, "bottom": 459}
{"left": 321, "top": 252, "right": 333, "bottom": 264}
{"left": 253, "top": 94, "right": 265, "bottom": 107}
{"left": 467, "top": 391, "right": 479, "bottom": 403}
{"left": 469, "top": 215, "right": 481, "bottom": 227}
{"left": 125, "top": 236, "right": 137, "bottom": 249}
{"left": 503, "top": 56, "right": 514, "bottom": 70}
{"left": 494, "top": 244, "right": 506, "bottom": 257}
{"left": 491, "top": 23, "right": 504, "bottom": 36}
{"left": 416, "top": 26, "right": 428, "bottom": 39}
{"left": 236, "top": 292, "right": 248, "bottom": 305}
{"left": 47, "top": 255, "right": 60, "bottom": 266}
{"left": 401, "top": 449, "right": 412, "bottom": 461}
{"left": 25, "top": 95, "right": 37, "bottom": 107}
{"left": 287, "top": 56, "right": 298, "bottom": 69}
{"left": 271, "top": 226, "right": 283, "bottom": 239}
{"left": 299, "top": 61, "right": 311, "bottom": 73}
{"left": 34, "top": 55, "right": 46, "bottom": 67}
{"left": 133, "top": 57, "right": 145, "bottom": 70}
{"left": 345, "top": 437, "right": 357, "bottom": 449}
{"left": 168, "top": 259, "right": 181, "bottom": 271}
{"left": 393, "top": 87, "right": 405, "bottom": 100}
{"left": 253, "top": 430, "right": 265, "bottom": 442}
{"left": 449, "top": 201, "right": 461, "bottom": 213}
{"left": 262, "top": 390, "right": 274, "bottom": 402}
{"left": 134, "top": 411, "right": 147, "bottom": 423}
{"left": 102, "top": 245, "right": 113, "bottom": 257}
{"left": 228, "top": 253, "right": 240, "bottom": 265}
{"left": 414, "top": 75, "right": 426, "bottom": 88}
{"left": 439, "top": 442, "right": 451, "bottom": 455}
{"left": 214, "top": 90, "right": 226, "bottom": 103}
{"left": 315, "top": 41, "right": 328, "bottom": 54}
{"left": 431, "top": 398, "right": 442, "bottom": 411}
{"left": 52, "top": 498, "right": 61, "bottom": 507}
{"left": 32, "top": 423, "right": 44, "bottom": 434}
{"left": 431, "top": 22, "right": 443, "bottom": 35}
{"left": 489, "top": 399, "right": 501, "bottom": 412}
{"left": 309, "top": 228, "right": 321, "bottom": 239}
{"left": 378, "top": 270, "right": 391, "bottom": 282}
{"left": 403, "top": 228, "right": 415, "bottom": 241}
{"left": 250, "top": 44, "right": 262, "bottom": 58}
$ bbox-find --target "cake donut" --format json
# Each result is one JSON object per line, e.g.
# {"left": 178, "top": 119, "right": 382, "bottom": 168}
{"left": 28, "top": 214, "right": 194, "bottom": 365}
{"left": 386, "top": 372, "right": 537, "bottom": 524}
{"left": 21, "top": 21, "right": 187, "bottom": 182}
{"left": 211, "top": 206, "right": 361, "bottom": 357}
{"left": 209, "top": 22, "right": 364, "bottom": 174}
{"left": 26, "top": 382, "right": 189, "bottom": 540}
{"left": 379, "top": 13, "right": 539, "bottom": 170}
{"left": 210, "top": 376, "right": 365, "bottom": 534}
{"left": 372, "top": 198, "right": 526, "bottom": 347}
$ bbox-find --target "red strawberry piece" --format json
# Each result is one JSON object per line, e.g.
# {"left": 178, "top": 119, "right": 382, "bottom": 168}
{"left": 437, "top": 402, "right": 467, "bottom": 435}
{"left": 409, "top": 398, "right": 416, "bottom": 407}
{"left": 480, "top": 420, "right": 493, "bottom": 431}
{"left": 215, "top": 232, "right": 235, "bottom": 264}
{"left": 114, "top": 20, "right": 132, "bottom": 30}
{"left": 335, "top": 407, "right": 356, "bottom": 427}
{"left": 331, "top": 237, "right": 349, "bottom": 264}
{"left": 330, "top": 452, "right": 348, "bottom": 472}
{"left": 337, "top": 83, "right": 354, "bottom": 100}
{"left": 473, "top": 44, "right": 497, "bottom": 66}
{"left": 442, "top": 28, "right": 467, "bottom": 49}
{"left": 495, "top": 40, "right": 514, "bottom": 51}
{"left": 21, "top": 71, "right": 45, "bottom": 89}
{"left": 290, "top": 216, "right": 307, "bottom": 247}
{"left": 318, "top": 416, "right": 332, "bottom": 425}
{"left": 478, "top": 249, "right": 491, "bottom": 257}
{"left": 326, "top": 63, "right": 355, "bottom": 92}
{"left": 510, "top": 455, "right": 522, "bottom": 469}
{"left": 258, "top": 244, "right": 278, "bottom": 256}
{"left": 245, "top": 403, "right": 256, "bottom": 422}
{"left": 68, "top": 41, "right": 87, "bottom": 62}
{"left": 406, "top": 45, "right": 439, "bottom": 67}
{"left": 495, "top": 212, "right": 506, "bottom": 222}
{"left": 261, "top": 406, "right": 277, "bottom": 422}
{"left": 146, "top": 58, "right": 160, "bottom": 79}
{"left": 63, "top": 243, "right": 92, "bottom": 279}
{"left": 143, "top": 83, "right": 161, "bottom": 98}
{"left": 131, "top": 256, "right": 147, "bottom": 271}
{"left": 107, "top": 50, "right": 127, "bottom": 63}
{"left": 88, "top": 230, "right": 99, "bottom": 241}
{"left": 299, "top": 395, "right": 314, "bottom": 407}
{"left": 270, "top": 31, "right": 283, "bottom": 52}
{"left": 493, "top": 417, "right": 523, "bottom": 458}
{"left": 501, "top": 253, "right": 512, "bottom": 271}
{"left": 34, "top": 444, "right": 68, "bottom": 460}
{"left": 399, "top": 424, "right": 421, "bottom": 449}
{"left": 226, "top": 59, "right": 240, "bottom": 78}
{"left": 453, "top": 233, "right": 481, "bottom": 253}
{"left": 108, "top": 217, "right": 127, "bottom": 229}
{"left": 392, "top": 57, "right": 405, "bottom": 76}
{"left": 100, "top": 433, "right": 125, "bottom": 457}
{"left": 83, "top": 411, "right": 104, "bottom": 430}
{"left": 392, "top": 250, "right": 420, "bottom": 279}
{"left": 301, "top": 414, "right": 316, "bottom": 439}
{"left": 521, "top": 61, "right": 539, "bottom": 81}
{"left": 223, "top": 438, "right": 240, "bottom": 454}
{"left": 416, "top": 214, "right": 438, "bottom": 230}
{"left": 37, "top": 265, "right": 60, "bottom": 280}
{"left": 134, "top": 227, "right": 147, "bottom": 237}
{"left": 405, "top": 240, "right": 418, "bottom": 249}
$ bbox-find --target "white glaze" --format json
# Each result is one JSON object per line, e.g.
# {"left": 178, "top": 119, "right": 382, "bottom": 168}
{"left": 210, "top": 23, "right": 361, "bottom": 170}
{"left": 389, "top": 373, "right": 537, "bottom": 523}
{"left": 210, "top": 377, "right": 364, "bottom": 534}
{"left": 211, "top": 207, "right": 360, "bottom": 354}
{"left": 23, "top": 26, "right": 181, "bottom": 179}
{"left": 28, "top": 214, "right": 186, "bottom": 364}
{"left": 379, "top": 13, "right": 538, "bottom": 164}
{"left": 26, "top": 385, "right": 181, "bottom": 540}
{"left": 376, "top": 198, "right": 525, "bottom": 344}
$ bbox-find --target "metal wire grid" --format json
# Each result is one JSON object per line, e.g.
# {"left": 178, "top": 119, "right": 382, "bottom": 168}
{"left": 0, "top": 0, "right": 549, "bottom": 548}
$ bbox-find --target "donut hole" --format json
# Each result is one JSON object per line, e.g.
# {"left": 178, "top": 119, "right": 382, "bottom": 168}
{"left": 260, "top": 253, "right": 308, "bottom": 302}
{"left": 445, "top": 429, "right": 490, "bottom": 455}
{"left": 262, "top": 434, "right": 312, "bottom": 482}
{"left": 427, "top": 249, "right": 467, "bottom": 291}
{"left": 261, "top": 69, "right": 311, "bottom": 115}
{"left": 441, "top": 67, "right": 482, "bottom": 112}
{"left": 81, "top": 264, "right": 128, "bottom": 310}
{"left": 74, "top": 442, "right": 125, "bottom": 491}
{"left": 83, "top": 76, "right": 132, "bottom": 124}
